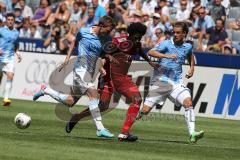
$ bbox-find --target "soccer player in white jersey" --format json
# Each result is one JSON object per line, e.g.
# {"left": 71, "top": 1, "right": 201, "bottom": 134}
{"left": 33, "top": 16, "right": 115, "bottom": 138}
{"left": 137, "top": 22, "right": 204, "bottom": 143}
{"left": 0, "top": 13, "right": 21, "bottom": 106}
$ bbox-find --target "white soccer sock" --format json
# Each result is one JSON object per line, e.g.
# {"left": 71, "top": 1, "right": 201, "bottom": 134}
{"left": 44, "top": 87, "right": 68, "bottom": 104}
{"left": 89, "top": 99, "right": 105, "bottom": 130}
{"left": 184, "top": 107, "right": 195, "bottom": 136}
{"left": 4, "top": 80, "right": 12, "bottom": 99}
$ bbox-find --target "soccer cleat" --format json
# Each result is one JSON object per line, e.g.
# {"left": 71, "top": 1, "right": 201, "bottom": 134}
{"left": 118, "top": 133, "right": 138, "bottom": 142}
{"left": 190, "top": 130, "right": 204, "bottom": 143}
{"left": 33, "top": 84, "right": 46, "bottom": 101}
{"left": 65, "top": 121, "right": 77, "bottom": 133}
{"left": 2, "top": 98, "right": 11, "bottom": 106}
{"left": 96, "top": 128, "right": 114, "bottom": 138}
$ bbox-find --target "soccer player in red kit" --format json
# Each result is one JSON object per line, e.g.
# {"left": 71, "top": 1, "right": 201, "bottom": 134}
{"left": 66, "top": 22, "right": 158, "bottom": 141}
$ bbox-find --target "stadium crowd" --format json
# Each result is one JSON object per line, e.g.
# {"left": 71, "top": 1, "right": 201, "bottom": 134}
{"left": 0, "top": 0, "right": 240, "bottom": 54}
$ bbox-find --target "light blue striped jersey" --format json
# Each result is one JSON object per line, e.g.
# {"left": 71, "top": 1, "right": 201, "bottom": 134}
{"left": 151, "top": 39, "right": 193, "bottom": 84}
{"left": 75, "top": 27, "right": 102, "bottom": 74}
{"left": 0, "top": 26, "right": 19, "bottom": 62}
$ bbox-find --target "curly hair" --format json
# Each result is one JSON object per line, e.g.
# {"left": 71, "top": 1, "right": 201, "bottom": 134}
{"left": 127, "top": 22, "right": 147, "bottom": 36}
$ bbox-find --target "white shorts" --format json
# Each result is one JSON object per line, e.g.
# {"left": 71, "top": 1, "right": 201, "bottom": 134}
{"left": 72, "top": 65, "right": 95, "bottom": 97}
{"left": 144, "top": 80, "right": 191, "bottom": 108}
{"left": 0, "top": 60, "right": 15, "bottom": 73}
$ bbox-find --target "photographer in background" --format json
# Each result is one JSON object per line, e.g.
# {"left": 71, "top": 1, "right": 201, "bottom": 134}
{"left": 43, "top": 24, "right": 61, "bottom": 53}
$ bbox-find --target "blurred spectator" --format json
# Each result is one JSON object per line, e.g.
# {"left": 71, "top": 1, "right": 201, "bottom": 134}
{"left": 47, "top": 2, "right": 71, "bottom": 25}
{"left": 26, "top": 0, "right": 41, "bottom": 12}
{"left": 145, "top": 28, "right": 165, "bottom": 47}
{"left": 190, "top": 7, "right": 214, "bottom": 37}
{"left": 44, "top": 24, "right": 61, "bottom": 52}
{"left": 14, "top": 8, "right": 24, "bottom": 30}
{"left": 154, "top": 6, "right": 169, "bottom": 27}
{"left": 175, "top": 0, "right": 190, "bottom": 22}
{"left": 0, "top": 5, "right": 6, "bottom": 25}
{"left": 142, "top": 0, "right": 157, "bottom": 16}
{"left": 209, "top": 0, "right": 226, "bottom": 22}
{"left": 79, "top": 7, "right": 98, "bottom": 27}
{"left": 115, "top": 24, "right": 128, "bottom": 37}
{"left": 64, "top": 0, "right": 74, "bottom": 13}
{"left": 18, "top": 0, "right": 33, "bottom": 19}
{"left": 108, "top": 3, "right": 123, "bottom": 28}
{"left": 201, "top": 0, "right": 208, "bottom": 8}
{"left": 59, "top": 27, "right": 75, "bottom": 53}
{"left": 19, "top": 18, "right": 31, "bottom": 37}
{"left": 126, "top": 10, "right": 143, "bottom": 23}
{"left": 79, "top": 1, "right": 88, "bottom": 19}
{"left": 143, "top": 13, "right": 165, "bottom": 47}
{"left": 126, "top": 0, "right": 141, "bottom": 16}
{"left": 142, "top": 12, "right": 150, "bottom": 27}
{"left": 232, "top": 43, "right": 240, "bottom": 55}
{"left": 191, "top": 0, "right": 202, "bottom": 14}
{"left": 159, "top": 0, "right": 169, "bottom": 16}
{"left": 92, "top": 0, "right": 107, "bottom": 22}
{"left": 41, "top": 24, "right": 51, "bottom": 39}
{"left": 205, "top": 18, "right": 228, "bottom": 52}
{"left": 29, "top": 25, "right": 42, "bottom": 38}
{"left": 228, "top": 16, "right": 240, "bottom": 30}
{"left": 149, "top": 13, "right": 165, "bottom": 33}
{"left": 222, "top": 38, "right": 233, "bottom": 54}
{"left": 174, "top": 0, "right": 193, "bottom": 11}
{"left": 0, "top": 0, "right": 13, "bottom": 12}
{"left": 31, "top": 0, "right": 51, "bottom": 26}
{"left": 69, "top": 1, "right": 81, "bottom": 24}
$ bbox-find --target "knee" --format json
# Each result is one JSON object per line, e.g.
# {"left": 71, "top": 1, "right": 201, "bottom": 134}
{"left": 65, "top": 96, "right": 75, "bottom": 107}
{"left": 132, "top": 94, "right": 142, "bottom": 106}
{"left": 142, "top": 105, "right": 151, "bottom": 114}
{"left": 6, "top": 73, "right": 14, "bottom": 80}
{"left": 183, "top": 98, "right": 192, "bottom": 108}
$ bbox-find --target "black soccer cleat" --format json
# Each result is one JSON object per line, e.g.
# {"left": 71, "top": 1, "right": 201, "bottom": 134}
{"left": 65, "top": 121, "right": 77, "bottom": 133}
{"left": 118, "top": 133, "right": 138, "bottom": 142}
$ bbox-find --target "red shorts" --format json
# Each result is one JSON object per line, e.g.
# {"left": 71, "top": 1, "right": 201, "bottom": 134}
{"left": 98, "top": 73, "right": 140, "bottom": 102}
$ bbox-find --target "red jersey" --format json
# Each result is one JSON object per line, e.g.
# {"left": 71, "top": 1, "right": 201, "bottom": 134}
{"left": 110, "top": 35, "right": 139, "bottom": 75}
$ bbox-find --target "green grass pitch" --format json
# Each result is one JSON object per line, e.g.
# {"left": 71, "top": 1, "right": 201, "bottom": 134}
{"left": 0, "top": 99, "right": 239, "bottom": 160}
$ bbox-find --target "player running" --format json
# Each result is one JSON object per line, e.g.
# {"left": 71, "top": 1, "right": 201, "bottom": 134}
{"left": 0, "top": 13, "right": 21, "bottom": 106}
{"left": 65, "top": 22, "right": 159, "bottom": 141}
{"left": 33, "top": 16, "right": 116, "bottom": 138}
{"left": 137, "top": 22, "right": 204, "bottom": 143}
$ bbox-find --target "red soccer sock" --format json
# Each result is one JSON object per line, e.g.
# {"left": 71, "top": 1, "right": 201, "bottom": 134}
{"left": 121, "top": 104, "right": 140, "bottom": 134}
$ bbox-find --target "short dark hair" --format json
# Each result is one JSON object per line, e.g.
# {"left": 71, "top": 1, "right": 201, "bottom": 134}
{"left": 109, "top": 3, "right": 116, "bottom": 9}
{"left": 6, "top": 13, "right": 15, "bottom": 19}
{"left": 98, "top": 15, "right": 115, "bottom": 28}
{"left": 215, "top": 18, "right": 224, "bottom": 25}
{"left": 173, "top": 21, "right": 189, "bottom": 35}
{"left": 127, "top": 22, "right": 147, "bottom": 36}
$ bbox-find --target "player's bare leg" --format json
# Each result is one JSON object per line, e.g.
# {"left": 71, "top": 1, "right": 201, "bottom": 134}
{"left": 65, "top": 87, "right": 112, "bottom": 133}
{"left": 3, "top": 71, "right": 14, "bottom": 106}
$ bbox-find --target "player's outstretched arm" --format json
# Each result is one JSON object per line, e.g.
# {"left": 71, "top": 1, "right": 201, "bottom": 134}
{"left": 148, "top": 50, "right": 177, "bottom": 59}
{"left": 59, "top": 37, "right": 76, "bottom": 72}
{"left": 186, "top": 54, "right": 195, "bottom": 79}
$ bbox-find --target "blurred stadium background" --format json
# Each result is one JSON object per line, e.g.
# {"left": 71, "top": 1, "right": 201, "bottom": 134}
{"left": 0, "top": 0, "right": 240, "bottom": 159}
